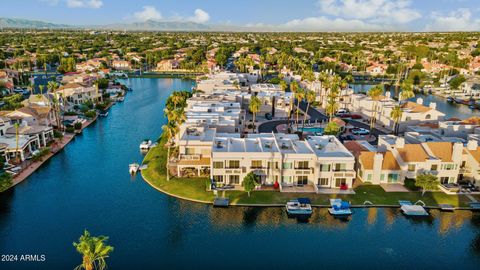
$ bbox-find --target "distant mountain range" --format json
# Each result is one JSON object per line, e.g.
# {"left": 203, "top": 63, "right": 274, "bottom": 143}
{"left": 0, "top": 17, "right": 212, "bottom": 31}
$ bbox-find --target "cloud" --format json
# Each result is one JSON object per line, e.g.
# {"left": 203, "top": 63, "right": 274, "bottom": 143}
{"left": 188, "top": 9, "right": 210, "bottom": 23}
{"left": 425, "top": 8, "right": 480, "bottom": 31}
{"left": 66, "top": 0, "right": 103, "bottom": 9}
{"left": 130, "top": 7, "right": 209, "bottom": 24}
{"left": 283, "top": 16, "right": 386, "bottom": 31}
{"left": 133, "top": 6, "right": 162, "bottom": 22}
{"left": 317, "top": 0, "right": 421, "bottom": 24}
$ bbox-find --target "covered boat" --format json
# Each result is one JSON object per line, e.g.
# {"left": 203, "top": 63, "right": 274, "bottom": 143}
{"left": 401, "top": 205, "right": 429, "bottom": 216}
{"left": 328, "top": 199, "right": 352, "bottom": 216}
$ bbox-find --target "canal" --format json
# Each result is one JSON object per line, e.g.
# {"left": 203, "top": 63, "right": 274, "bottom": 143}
{"left": 0, "top": 78, "right": 479, "bottom": 269}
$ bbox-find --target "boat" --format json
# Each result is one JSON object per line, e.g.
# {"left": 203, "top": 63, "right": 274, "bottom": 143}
{"left": 446, "top": 96, "right": 454, "bottom": 103}
{"left": 139, "top": 140, "right": 152, "bottom": 151}
{"left": 400, "top": 205, "right": 429, "bottom": 216}
{"left": 328, "top": 199, "right": 352, "bottom": 216}
{"left": 213, "top": 197, "right": 230, "bottom": 207}
{"left": 138, "top": 164, "right": 148, "bottom": 171}
{"left": 285, "top": 198, "right": 313, "bottom": 215}
{"left": 129, "top": 163, "right": 139, "bottom": 174}
{"left": 99, "top": 111, "right": 109, "bottom": 117}
{"left": 117, "top": 97, "right": 125, "bottom": 102}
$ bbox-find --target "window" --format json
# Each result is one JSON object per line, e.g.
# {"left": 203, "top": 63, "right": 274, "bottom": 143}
{"left": 318, "top": 178, "right": 329, "bottom": 186}
{"left": 228, "top": 160, "right": 240, "bottom": 169}
{"left": 440, "top": 177, "right": 449, "bottom": 184}
{"left": 408, "top": 164, "right": 415, "bottom": 171}
{"left": 251, "top": 160, "right": 263, "bottom": 169}
{"left": 267, "top": 162, "right": 278, "bottom": 169}
{"left": 282, "top": 176, "right": 292, "bottom": 183}
{"left": 213, "top": 162, "right": 223, "bottom": 169}
{"left": 388, "top": 174, "right": 398, "bottom": 183}
{"left": 282, "top": 162, "right": 292, "bottom": 169}
{"left": 229, "top": 175, "right": 240, "bottom": 184}
{"left": 212, "top": 175, "right": 223, "bottom": 183}
{"left": 320, "top": 164, "right": 331, "bottom": 172}
{"left": 335, "top": 178, "right": 347, "bottom": 187}
{"left": 431, "top": 164, "right": 438, "bottom": 171}
{"left": 297, "top": 161, "right": 309, "bottom": 169}
{"left": 297, "top": 176, "right": 308, "bottom": 185}
{"left": 425, "top": 114, "right": 431, "bottom": 120}
{"left": 334, "top": 163, "right": 347, "bottom": 172}
{"left": 443, "top": 164, "right": 454, "bottom": 170}
{"left": 380, "top": 174, "right": 385, "bottom": 181}
{"left": 367, "top": 174, "right": 372, "bottom": 181}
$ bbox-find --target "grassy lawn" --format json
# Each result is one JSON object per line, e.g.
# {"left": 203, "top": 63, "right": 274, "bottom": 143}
{"left": 142, "top": 139, "right": 472, "bottom": 207}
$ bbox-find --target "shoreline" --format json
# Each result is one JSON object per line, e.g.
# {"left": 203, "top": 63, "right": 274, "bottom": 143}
{"left": 140, "top": 147, "right": 475, "bottom": 210}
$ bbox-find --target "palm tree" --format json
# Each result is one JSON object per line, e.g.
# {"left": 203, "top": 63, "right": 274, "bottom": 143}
{"left": 162, "top": 123, "right": 178, "bottom": 181}
{"left": 367, "top": 84, "right": 384, "bottom": 130}
{"left": 279, "top": 80, "right": 288, "bottom": 92}
{"left": 249, "top": 95, "right": 261, "bottom": 133}
{"left": 399, "top": 81, "right": 414, "bottom": 102}
{"left": 14, "top": 123, "right": 19, "bottom": 161}
{"left": 170, "top": 92, "right": 184, "bottom": 110}
{"left": 295, "top": 88, "right": 305, "bottom": 129}
{"left": 38, "top": 85, "right": 44, "bottom": 95}
{"left": 289, "top": 81, "right": 299, "bottom": 118}
{"left": 390, "top": 105, "right": 403, "bottom": 135}
{"left": 303, "top": 90, "right": 316, "bottom": 129}
{"left": 325, "top": 98, "right": 338, "bottom": 121}
{"left": 73, "top": 230, "right": 113, "bottom": 270}
{"left": 47, "top": 81, "right": 61, "bottom": 129}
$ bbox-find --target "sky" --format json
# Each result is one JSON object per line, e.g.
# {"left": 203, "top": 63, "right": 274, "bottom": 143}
{"left": 1, "top": 0, "right": 480, "bottom": 31}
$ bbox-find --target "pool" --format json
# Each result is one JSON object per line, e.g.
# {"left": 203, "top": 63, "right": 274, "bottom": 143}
{"left": 298, "top": 127, "right": 324, "bottom": 133}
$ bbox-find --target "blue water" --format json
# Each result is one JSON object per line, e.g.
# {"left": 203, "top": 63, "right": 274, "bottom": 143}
{"left": 0, "top": 78, "right": 479, "bottom": 269}
{"left": 299, "top": 127, "right": 324, "bottom": 133}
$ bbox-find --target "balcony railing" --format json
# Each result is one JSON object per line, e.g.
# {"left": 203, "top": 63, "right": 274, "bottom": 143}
{"left": 179, "top": 154, "right": 201, "bottom": 160}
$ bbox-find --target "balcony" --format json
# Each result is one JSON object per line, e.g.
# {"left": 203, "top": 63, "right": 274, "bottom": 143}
{"left": 179, "top": 154, "right": 201, "bottom": 160}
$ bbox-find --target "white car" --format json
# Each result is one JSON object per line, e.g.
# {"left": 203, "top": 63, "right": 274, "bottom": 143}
{"left": 352, "top": 128, "right": 370, "bottom": 135}
{"left": 335, "top": 109, "right": 349, "bottom": 115}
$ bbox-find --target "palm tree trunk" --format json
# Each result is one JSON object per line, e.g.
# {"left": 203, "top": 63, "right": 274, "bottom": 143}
{"left": 166, "top": 146, "right": 170, "bottom": 181}
{"left": 303, "top": 102, "right": 310, "bottom": 129}
{"left": 296, "top": 100, "right": 300, "bottom": 129}
{"left": 83, "top": 256, "right": 93, "bottom": 270}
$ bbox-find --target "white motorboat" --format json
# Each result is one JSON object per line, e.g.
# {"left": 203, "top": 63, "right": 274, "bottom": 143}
{"left": 285, "top": 198, "right": 313, "bottom": 215}
{"left": 328, "top": 199, "right": 352, "bottom": 216}
{"left": 139, "top": 140, "right": 152, "bottom": 151}
{"left": 129, "top": 163, "right": 139, "bottom": 174}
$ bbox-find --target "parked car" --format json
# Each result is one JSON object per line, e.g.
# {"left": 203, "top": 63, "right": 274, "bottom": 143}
{"left": 350, "top": 114, "right": 362, "bottom": 119}
{"left": 337, "top": 113, "right": 352, "bottom": 119}
{"left": 335, "top": 109, "right": 350, "bottom": 115}
{"left": 351, "top": 128, "right": 370, "bottom": 135}
{"left": 341, "top": 134, "right": 355, "bottom": 141}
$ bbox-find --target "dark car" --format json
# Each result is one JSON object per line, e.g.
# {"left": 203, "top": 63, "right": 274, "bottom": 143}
{"left": 341, "top": 134, "right": 355, "bottom": 141}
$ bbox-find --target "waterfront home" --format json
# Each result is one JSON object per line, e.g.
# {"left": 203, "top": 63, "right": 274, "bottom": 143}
{"left": 366, "top": 62, "right": 387, "bottom": 75}
{"left": 55, "top": 83, "right": 102, "bottom": 106}
{"left": 461, "top": 140, "right": 480, "bottom": 186}
{"left": 349, "top": 95, "right": 445, "bottom": 132}
{"left": 111, "top": 60, "right": 132, "bottom": 70}
{"left": 5, "top": 123, "right": 54, "bottom": 148}
{"left": 156, "top": 59, "right": 180, "bottom": 71}
{"left": 0, "top": 134, "right": 39, "bottom": 163}
{"left": 6, "top": 105, "right": 57, "bottom": 128}
{"left": 358, "top": 151, "right": 402, "bottom": 184}
{"left": 196, "top": 72, "right": 257, "bottom": 93}
{"left": 169, "top": 124, "right": 220, "bottom": 178}
{"left": 184, "top": 100, "right": 244, "bottom": 133}
{"left": 210, "top": 134, "right": 355, "bottom": 192}
{"left": 378, "top": 135, "right": 463, "bottom": 185}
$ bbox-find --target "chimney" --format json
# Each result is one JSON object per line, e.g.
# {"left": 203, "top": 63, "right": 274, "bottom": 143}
{"left": 453, "top": 142, "right": 463, "bottom": 162}
{"left": 416, "top": 97, "right": 423, "bottom": 105}
{"left": 429, "top": 102, "right": 437, "bottom": 110}
{"left": 395, "top": 137, "right": 405, "bottom": 148}
{"left": 467, "top": 140, "right": 478, "bottom": 151}
{"left": 373, "top": 152, "right": 384, "bottom": 184}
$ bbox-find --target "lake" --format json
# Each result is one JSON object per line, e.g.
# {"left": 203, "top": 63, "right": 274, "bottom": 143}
{"left": 0, "top": 78, "right": 479, "bottom": 269}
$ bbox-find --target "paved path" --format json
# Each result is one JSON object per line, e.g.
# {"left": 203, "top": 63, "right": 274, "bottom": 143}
{"left": 258, "top": 101, "right": 388, "bottom": 144}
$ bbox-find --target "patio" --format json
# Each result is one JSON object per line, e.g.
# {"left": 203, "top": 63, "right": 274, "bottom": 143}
{"left": 380, "top": 184, "right": 410, "bottom": 192}
{"left": 281, "top": 184, "right": 316, "bottom": 193}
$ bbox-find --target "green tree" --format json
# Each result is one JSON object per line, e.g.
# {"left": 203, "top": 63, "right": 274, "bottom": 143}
{"left": 303, "top": 90, "right": 316, "bottom": 128}
{"left": 162, "top": 123, "right": 178, "bottom": 181}
{"left": 295, "top": 88, "right": 305, "bottom": 129}
{"left": 415, "top": 173, "right": 440, "bottom": 196}
{"left": 449, "top": 75, "right": 466, "bottom": 90}
{"left": 249, "top": 95, "right": 261, "bottom": 133}
{"left": 73, "top": 230, "right": 113, "bottom": 270}
{"left": 324, "top": 121, "right": 340, "bottom": 135}
{"left": 390, "top": 105, "right": 403, "bottom": 135}
{"left": 0, "top": 173, "right": 13, "bottom": 192}
{"left": 242, "top": 172, "right": 259, "bottom": 197}
{"left": 367, "top": 84, "right": 383, "bottom": 130}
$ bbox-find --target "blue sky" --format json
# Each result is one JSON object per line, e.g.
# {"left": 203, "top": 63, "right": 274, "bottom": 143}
{"left": 2, "top": 0, "right": 480, "bottom": 31}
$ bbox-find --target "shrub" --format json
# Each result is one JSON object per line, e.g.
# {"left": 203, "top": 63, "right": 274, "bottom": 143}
{"left": 0, "top": 173, "right": 13, "bottom": 192}
{"left": 66, "top": 126, "right": 75, "bottom": 133}
{"left": 53, "top": 130, "right": 63, "bottom": 138}
{"left": 84, "top": 110, "right": 96, "bottom": 119}
{"left": 74, "top": 122, "right": 83, "bottom": 130}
